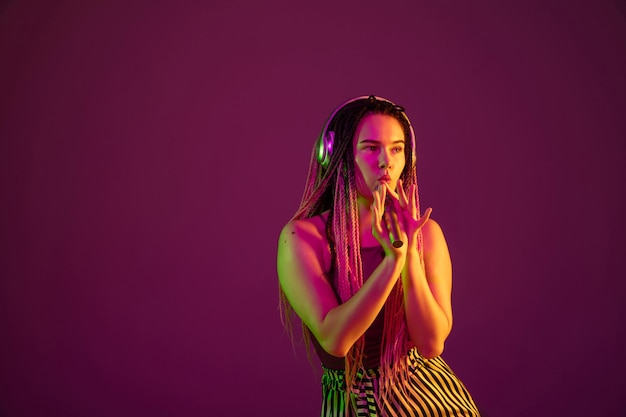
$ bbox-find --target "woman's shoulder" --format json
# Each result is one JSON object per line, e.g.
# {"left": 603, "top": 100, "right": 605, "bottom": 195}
{"left": 421, "top": 216, "right": 450, "bottom": 260}
{"left": 279, "top": 212, "right": 330, "bottom": 247}
{"left": 422, "top": 217, "right": 443, "bottom": 239}
{"left": 278, "top": 212, "right": 332, "bottom": 274}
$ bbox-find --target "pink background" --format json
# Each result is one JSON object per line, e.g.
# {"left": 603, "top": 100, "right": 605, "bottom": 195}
{"left": 1, "top": 1, "right": 625, "bottom": 416}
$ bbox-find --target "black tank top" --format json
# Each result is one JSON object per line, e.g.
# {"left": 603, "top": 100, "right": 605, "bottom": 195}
{"left": 312, "top": 245, "right": 386, "bottom": 370}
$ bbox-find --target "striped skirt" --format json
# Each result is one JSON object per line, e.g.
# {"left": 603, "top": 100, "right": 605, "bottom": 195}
{"left": 320, "top": 348, "right": 481, "bottom": 417}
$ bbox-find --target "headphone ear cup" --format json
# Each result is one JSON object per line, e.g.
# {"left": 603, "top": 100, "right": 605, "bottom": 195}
{"left": 317, "top": 131, "right": 334, "bottom": 167}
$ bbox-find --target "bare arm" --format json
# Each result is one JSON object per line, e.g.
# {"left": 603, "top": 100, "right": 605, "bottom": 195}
{"left": 402, "top": 219, "right": 453, "bottom": 359}
{"left": 277, "top": 218, "right": 404, "bottom": 357}
{"left": 381, "top": 181, "right": 452, "bottom": 359}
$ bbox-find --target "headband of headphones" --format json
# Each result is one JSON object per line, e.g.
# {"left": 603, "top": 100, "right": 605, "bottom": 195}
{"left": 316, "top": 95, "right": 416, "bottom": 167}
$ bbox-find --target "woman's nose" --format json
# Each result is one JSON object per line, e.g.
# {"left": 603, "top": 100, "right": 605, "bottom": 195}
{"left": 379, "top": 152, "right": 392, "bottom": 169}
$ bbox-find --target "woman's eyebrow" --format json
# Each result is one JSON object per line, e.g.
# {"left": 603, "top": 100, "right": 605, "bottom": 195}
{"left": 358, "top": 139, "right": 405, "bottom": 145}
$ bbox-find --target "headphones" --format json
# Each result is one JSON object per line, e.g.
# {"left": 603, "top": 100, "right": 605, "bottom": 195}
{"left": 316, "top": 95, "right": 416, "bottom": 168}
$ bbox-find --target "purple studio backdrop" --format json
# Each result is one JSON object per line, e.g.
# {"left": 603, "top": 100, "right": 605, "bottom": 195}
{"left": 1, "top": 1, "right": 625, "bottom": 416}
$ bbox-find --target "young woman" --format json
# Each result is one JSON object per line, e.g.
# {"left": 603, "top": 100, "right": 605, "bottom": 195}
{"left": 278, "top": 95, "right": 481, "bottom": 416}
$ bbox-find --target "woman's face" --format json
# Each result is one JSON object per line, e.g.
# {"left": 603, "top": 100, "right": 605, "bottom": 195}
{"left": 353, "top": 113, "right": 406, "bottom": 200}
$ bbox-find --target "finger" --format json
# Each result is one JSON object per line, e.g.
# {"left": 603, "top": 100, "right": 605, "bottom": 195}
{"left": 422, "top": 207, "right": 432, "bottom": 220}
{"left": 372, "top": 188, "right": 388, "bottom": 237}
{"left": 397, "top": 179, "right": 408, "bottom": 209}
{"left": 373, "top": 185, "right": 381, "bottom": 207}
{"left": 383, "top": 211, "right": 397, "bottom": 246}
{"left": 371, "top": 203, "right": 383, "bottom": 234}
{"left": 372, "top": 187, "right": 384, "bottom": 218}
{"left": 416, "top": 207, "right": 433, "bottom": 229}
{"left": 377, "top": 208, "right": 393, "bottom": 245}
{"left": 384, "top": 184, "right": 403, "bottom": 216}
{"left": 384, "top": 183, "right": 399, "bottom": 201}
{"left": 374, "top": 185, "right": 386, "bottom": 212}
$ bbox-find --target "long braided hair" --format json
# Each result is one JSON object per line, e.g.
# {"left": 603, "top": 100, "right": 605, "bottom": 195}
{"left": 279, "top": 95, "right": 425, "bottom": 410}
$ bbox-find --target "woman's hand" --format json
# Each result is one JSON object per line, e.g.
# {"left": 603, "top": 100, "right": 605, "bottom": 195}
{"left": 371, "top": 184, "right": 408, "bottom": 257}
{"left": 383, "top": 180, "right": 432, "bottom": 248}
